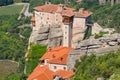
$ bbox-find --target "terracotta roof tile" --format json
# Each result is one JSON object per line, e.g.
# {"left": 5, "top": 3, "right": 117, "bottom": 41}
{"left": 34, "top": 4, "right": 59, "bottom": 13}
{"left": 48, "top": 54, "right": 68, "bottom": 64}
{"left": 40, "top": 46, "right": 73, "bottom": 65}
{"left": 62, "top": 10, "right": 74, "bottom": 17}
{"left": 27, "top": 65, "right": 74, "bottom": 80}
{"left": 74, "top": 10, "right": 92, "bottom": 18}
{"left": 34, "top": 4, "right": 92, "bottom": 17}
{"left": 54, "top": 70, "right": 75, "bottom": 79}
{"left": 27, "top": 64, "right": 54, "bottom": 80}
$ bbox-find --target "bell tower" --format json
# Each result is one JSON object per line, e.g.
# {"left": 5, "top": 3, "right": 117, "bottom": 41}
{"left": 62, "top": 15, "right": 73, "bottom": 47}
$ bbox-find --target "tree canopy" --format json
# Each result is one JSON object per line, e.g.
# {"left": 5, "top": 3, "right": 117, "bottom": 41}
{"left": 0, "top": 0, "right": 14, "bottom": 6}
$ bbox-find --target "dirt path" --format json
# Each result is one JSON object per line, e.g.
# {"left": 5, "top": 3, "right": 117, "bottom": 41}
{"left": 17, "top": 3, "right": 33, "bottom": 20}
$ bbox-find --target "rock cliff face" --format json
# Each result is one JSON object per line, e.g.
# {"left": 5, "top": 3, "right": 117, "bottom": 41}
{"left": 30, "top": 24, "right": 87, "bottom": 48}
{"left": 29, "top": 25, "right": 63, "bottom": 48}
{"left": 72, "top": 26, "right": 87, "bottom": 47}
{"left": 67, "top": 33, "right": 120, "bottom": 70}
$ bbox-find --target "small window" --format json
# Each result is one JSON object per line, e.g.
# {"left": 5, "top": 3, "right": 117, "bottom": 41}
{"left": 64, "top": 67, "right": 66, "bottom": 70}
{"left": 54, "top": 66, "right": 57, "bottom": 69}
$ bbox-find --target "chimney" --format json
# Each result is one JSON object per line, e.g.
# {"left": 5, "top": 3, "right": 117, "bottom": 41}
{"left": 45, "top": 1, "right": 48, "bottom": 5}
{"left": 60, "top": 57, "right": 63, "bottom": 61}
{"left": 79, "top": 8, "right": 85, "bottom": 14}
{"left": 53, "top": 54, "right": 55, "bottom": 58}
{"left": 45, "top": 1, "right": 51, "bottom": 5}
{"left": 57, "top": 4, "right": 64, "bottom": 12}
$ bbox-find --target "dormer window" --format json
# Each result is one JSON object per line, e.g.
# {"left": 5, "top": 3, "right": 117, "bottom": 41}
{"left": 60, "top": 57, "right": 63, "bottom": 61}
{"left": 64, "top": 67, "right": 66, "bottom": 70}
{"left": 54, "top": 66, "right": 57, "bottom": 69}
{"left": 53, "top": 54, "right": 55, "bottom": 58}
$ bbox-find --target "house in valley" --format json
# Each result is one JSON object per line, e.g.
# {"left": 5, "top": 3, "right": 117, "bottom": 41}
{"left": 27, "top": 46, "right": 74, "bottom": 80}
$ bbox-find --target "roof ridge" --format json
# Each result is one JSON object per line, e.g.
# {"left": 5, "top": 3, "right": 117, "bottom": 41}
{"left": 42, "top": 69, "right": 52, "bottom": 80}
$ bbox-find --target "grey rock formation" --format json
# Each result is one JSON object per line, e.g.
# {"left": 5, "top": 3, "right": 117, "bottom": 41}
{"left": 48, "top": 38, "right": 62, "bottom": 48}
{"left": 49, "top": 27, "right": 63, "bottom": 38}
{"left": 118, "top": 39, "right": 120, "bottom": 43}
{"left": 37, "top": 40, "right": 49, "bottom": 46}
{"left": 67, "top": 34, "right": 120, "bottom": 70}
{"left": 38, "top": 27, "right": 49, "bottom": 34}
{"left": 29, "top": 25, "right": 63, "bottom": 48}
{"left": 36, "top": 33, "right": 48, "bottom": 41}
{"left": 97, "top": 77, "right": 104, "bottom": 80}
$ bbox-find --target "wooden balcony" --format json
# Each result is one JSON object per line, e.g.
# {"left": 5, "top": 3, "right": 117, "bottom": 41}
{"left": 63, "top": 16, "right": 73, "bottom": 23}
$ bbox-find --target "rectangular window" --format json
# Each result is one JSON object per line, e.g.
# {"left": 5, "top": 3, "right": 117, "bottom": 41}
{"left": 54, "top": 66, "right": 57, "bottom": 69}
{"left": 64, "top": 67, "right": 66, "bottom": 70}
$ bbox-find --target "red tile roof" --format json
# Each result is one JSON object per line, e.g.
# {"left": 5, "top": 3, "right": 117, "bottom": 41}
{"left": 54, "top": 70, "right": 75, "bottom": 79}
{"left": 62, "top": 9, "right": 74, "bottom": 17}
{"left": 34, "top": 4, "right": 59, "bottom": 13}
{"left": 74, "top": 10, "right": 92, "bottom": 18}
{"left": 40, "top": 46, "right": 73, "bottom": 65}
{"left": 27, "top": 64, "right": 54, "bottom": 80}
{"left": 34, "top": 4, "right": 92, "bottom": 17}
{"left": 48, "top": 54, "right": 68, "bottom": 64}
{"left": 27, "top": 64, "right": 75, "bottom": 80}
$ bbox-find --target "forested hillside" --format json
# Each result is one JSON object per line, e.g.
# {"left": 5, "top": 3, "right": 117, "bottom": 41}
{"left": 78, "top": 0, "right": 120, "bottom": 32}
{"left": 0, "top": 0, "right": 14, "bottom": 6}
{"left": 0, "top": 0, "right": 30, "bottom": 6}
{"left": 74, "top": 49, "right": 120, "bottom": 80}
{"left": 0, "top": 15, "right": 31, "bottom": 61}
{"left": 0, "top": 2, "right": 32, "bottom": 79}
{"left": 0, "top": 15, "right": 32, "bottom": 79}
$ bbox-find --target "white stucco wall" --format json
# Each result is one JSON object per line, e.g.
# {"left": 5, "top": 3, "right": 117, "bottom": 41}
{"left": 49, "top": 63, "right": 67, "bottom": 72}
{"left": 63, "top": 23, "right": 72, "bottom": 47}
{"left": 73, "top": 17, "right": 86, "bottom": 28}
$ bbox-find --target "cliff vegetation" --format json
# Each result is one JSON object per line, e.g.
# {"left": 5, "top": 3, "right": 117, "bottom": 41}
{"left": 74, "top": 49, "right": 120, "bottom": 80}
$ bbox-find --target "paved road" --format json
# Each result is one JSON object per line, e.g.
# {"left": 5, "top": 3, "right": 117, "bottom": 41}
{"left": 17, "top": 3, "right": 33, "bottom": 20}
{"left": 24, "top": 3, "right": 33, "bottom": 17}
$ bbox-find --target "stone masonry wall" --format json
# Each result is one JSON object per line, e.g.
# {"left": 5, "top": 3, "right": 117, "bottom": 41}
{"left": 30, "top": 25, "right": 63, "bottom": 48}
